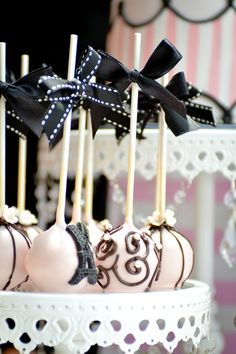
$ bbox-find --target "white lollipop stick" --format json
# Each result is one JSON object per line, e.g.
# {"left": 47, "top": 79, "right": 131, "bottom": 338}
{"left": 56, "top": 34, "right": 78, "bottom": 226}
{"left": 0, "top": 42, "right": 6, "bottom": 209}
{"left": 155, "top": 73, "right": 169, "bottom": 219}
{"left": 17, "top": 54, "right": 29, "bottom": 212}
{"left": 70, "top": 106, "right": 87, "bottom": 224}
{"left": 84, "top": 108, "right": 94, "bottom": 223}
{"left": 125, "top": 32, "right": 141, "bottom": 225}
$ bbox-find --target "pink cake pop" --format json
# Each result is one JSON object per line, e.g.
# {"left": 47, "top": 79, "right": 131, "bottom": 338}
{"left": 94, "top": 33, "right": 159, "bottom": 293}
{"left": 145, "top": 210, "right": 194, "bottom": 290}
{"left": 25, "top": 35, "right": 97, "bottom": 293}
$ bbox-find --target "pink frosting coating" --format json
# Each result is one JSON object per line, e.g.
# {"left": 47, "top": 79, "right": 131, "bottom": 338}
{"left": 95, "top": 223, "right": 159, "bottom": 293}
{"left": 25, "top": 223, "right": 93, "bottom": 293}
{"left": 0, "top": 225, "right": 31, "bottom": 290}
{"left": 87, "top": 220, "right": 104, "bottom": 248}
{"left": 150, "top": 226, "right": 194, "bottom": 290}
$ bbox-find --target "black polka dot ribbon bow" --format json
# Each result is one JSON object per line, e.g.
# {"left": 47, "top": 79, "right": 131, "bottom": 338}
{"left": 0, "top": 67, "right": 53, "bottom": 138}
{"left": 38, "top": 46, "right": 124, "bottom": 149}
{"left": 94, "top": 38, "right": 200, "bottom": 136}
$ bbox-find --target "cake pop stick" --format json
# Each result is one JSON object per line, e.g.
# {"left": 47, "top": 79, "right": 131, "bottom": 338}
{"left": 16, "top": 55, "right": 41, "bottom": 242}
{"left": 125, "top": 32, "right": 141, "bottom": 226}
{"left": 17, "top": 55, "right": 29, "bottom": 212}
{"left": 0, "top": 43, "right": 6, "bottom": 209}
{"left": 155, "top": 74, "right": 168, "bottom": 220}
{"left": 84, "top": 109, "right": 93, "bottom": 224}
{"left": 56, "top": 34, "right": 78, "bottom": 226}
{"left": 25, "top": 35, "right": 97, "bottom": 293}
{"left": 84, "top": 108, "right": 108, "bottom": 247}
{"left": 70, "top": 106, "right": 86, "bottom": 224}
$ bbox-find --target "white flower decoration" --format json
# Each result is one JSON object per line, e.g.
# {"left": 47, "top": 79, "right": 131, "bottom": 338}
{"left": 165, "top": 209, "right": 176, "bottom": 227}
{"left": 99, "top": 219, "right": 112, "bottom": 231}
{"left": 145, "top": 209, "right": 176, "bottom": 228}
{"left": 17, "top": 209, "right": 38, "bottom": 226}
{"left": 0, "top": 205, "right": 18, "bottom": 224}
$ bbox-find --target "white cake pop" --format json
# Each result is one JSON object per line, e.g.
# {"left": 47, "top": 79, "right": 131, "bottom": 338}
{"left": 0, "top": 205, "right": 31, "bottom": 290}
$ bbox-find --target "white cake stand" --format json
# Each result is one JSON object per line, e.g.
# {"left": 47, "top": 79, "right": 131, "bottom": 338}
{"left": 0, "top": 279, "right": 211, "bottom": 354}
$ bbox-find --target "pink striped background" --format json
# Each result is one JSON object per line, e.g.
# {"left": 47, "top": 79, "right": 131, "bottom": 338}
{"left": 104, "top": 2, "right": 236, "bottom": 353}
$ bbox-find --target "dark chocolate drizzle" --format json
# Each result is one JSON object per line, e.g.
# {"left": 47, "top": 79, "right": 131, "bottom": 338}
{"left": 66, "top": 222, "right": 97, "bottom": 286}
{"left": 0, "top": 219, "right": 31, "bottom": 290}
{"left": 95, "top": 225, "right": 160, "bottom": 289}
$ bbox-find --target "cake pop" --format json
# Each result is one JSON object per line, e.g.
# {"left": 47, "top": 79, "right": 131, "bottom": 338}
{"left": 25, "top": 35, "right": 97, "bottom": 293}
{"left": 94, "top": 33, "right": 159, "bottom": 293}
{"left": 145, "top": 74, "right": 194, "bottom": 290}
{"left": 145, "top": 210, "right": 194, "bottom": 290}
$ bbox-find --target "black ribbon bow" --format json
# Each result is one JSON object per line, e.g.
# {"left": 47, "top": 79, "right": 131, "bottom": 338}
{"left": 137, "top": 72, "right": 215, "bottom": 138}
{"left": 38, "top": 46, "right": 124, "bottom": 149}
{"left": 1, "top": 67, "right": 53, "bottom": 138}
{"left": 94, "top": 38, "right": 199, "bottom": 136}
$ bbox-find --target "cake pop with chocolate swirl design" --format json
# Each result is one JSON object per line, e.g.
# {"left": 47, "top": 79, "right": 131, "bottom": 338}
{"left": 95, "top": 223, "right": 160, "bottom": 292}
{"left": 94, "top": 33, "right": 160, "bottom": 293}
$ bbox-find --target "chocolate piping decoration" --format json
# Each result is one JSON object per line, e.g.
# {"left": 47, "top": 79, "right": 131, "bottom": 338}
{"left": 95, "top": 238, "right": 118, "bottom": 261}
{"left": 147, "top": 228, "right": 162, "bottom": 288}
{"left": 96, "top": 229, "right": 159, "bottom": 288}
{"left": 0, "top": 220, "right": 31, "bottom": 290}
{"left": 109, "top": 224, "right": 123, "bottom": 235}
{"left": 149, "top": 223, "right": 194, "bottom": 289}
{"left": 125, "top": 231, "right": 141, "bottom": 254}
{"left": 170, "top": 226, "right": 195, "bottom": 285}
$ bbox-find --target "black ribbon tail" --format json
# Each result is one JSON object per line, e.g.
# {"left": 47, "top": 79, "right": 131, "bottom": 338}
{"left": 90, "top": 104, "right": 109, "bottom": 137}
{"left": 6, "top": 108, "right": 29, "bottom": 138}
{"left": 42, "top": 101, "right": 72, "bottom": 150}
{"left": 185, "top": 101, "right": 215, "bottom": 127}
{"left": 163, "top": 104, "right": 199, "bottom": 136}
